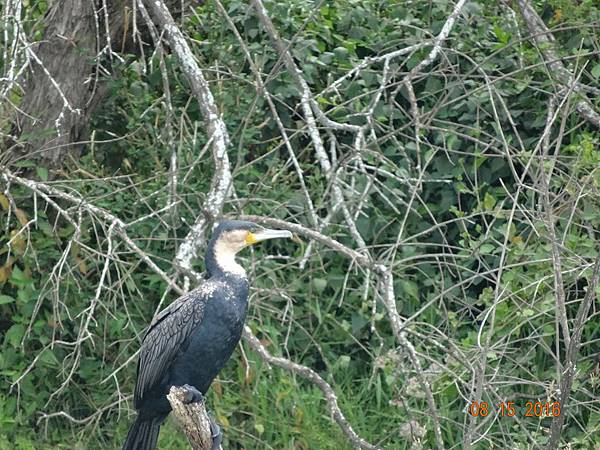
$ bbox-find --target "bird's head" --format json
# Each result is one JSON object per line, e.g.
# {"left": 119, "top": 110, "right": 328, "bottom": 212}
{"left": 206, "top": 220, "right": 292, "bottom": 277}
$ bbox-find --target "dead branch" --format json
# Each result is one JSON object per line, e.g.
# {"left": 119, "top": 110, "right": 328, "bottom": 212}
{"left": 242, "top": 327, "right": 380, "bottom": 450}
{"left": 167, "top": 386, "right": 222, "bottom": 450}
{"left": 1, "top": 167, "right": 379, "bottom": 448}
{"left": 538, "top": 97, "right": 570, "bottom": 350}
{"left": 1, "top": 168, "right": 184, "bottom": 296}
{"left": 142, "top": 0, "right": 233, "bottom": 286}
{"left": 6, "top": 0, "right": 186, "bottom": 170}
{"left": 547, "top": 254, "right": 600, "bottom": 449}
{"left": 514, "top": 0, "right": 600, "bottom": 128}
{"left": 239, "top": 214, "right": 445, "bottom": 449}
{"left": 213, "top": 0, "right": 319, "bottom": 233}
{"left": 250, "top": 0, "right": 368, "bottom": 252}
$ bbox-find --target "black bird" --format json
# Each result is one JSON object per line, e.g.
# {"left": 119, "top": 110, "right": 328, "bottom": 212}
{"left": 123, "top": 220, "right": 292, "bottom": 450}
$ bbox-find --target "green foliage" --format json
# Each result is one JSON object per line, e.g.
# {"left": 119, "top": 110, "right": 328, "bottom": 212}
{"left": 1, "top": 0, "right": 600, "bottom": 449}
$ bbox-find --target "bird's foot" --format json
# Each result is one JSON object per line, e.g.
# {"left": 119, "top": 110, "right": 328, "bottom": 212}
{"left": 180, "top": 384, "right": 204, "bottom": 404}
{"left": 209, "top": 416, "right": 223, "bottom": 450}
{"left": 178, "top": 385, "right": 222, "bottom": 449}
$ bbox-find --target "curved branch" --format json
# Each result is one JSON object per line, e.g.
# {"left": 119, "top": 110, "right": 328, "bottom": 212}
{"left": 239, "top": 215, "right": 445, "bottom": 449}
{"left": 515, "top": 0, "right": 600, "bottom": 128}
{"left": 547, "top": 254, "right": 600, "bottom": 449}
{"left": 142, "top": 0, "right": 233, "bottom": 283}
{"left": 242, "top": 327, "right": 380, "bottom": 450}
{"left": 167, "top": 386, "right": 222, "bottom": 450}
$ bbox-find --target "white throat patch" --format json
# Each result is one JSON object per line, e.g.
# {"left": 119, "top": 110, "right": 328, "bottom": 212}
{"left": 213, "top": 238, "right": 247, "bottom": 277}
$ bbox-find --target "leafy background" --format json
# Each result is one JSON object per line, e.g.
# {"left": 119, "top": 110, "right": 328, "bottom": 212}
{"left": 1, "top": 0, "right": 599, "bottom": 449}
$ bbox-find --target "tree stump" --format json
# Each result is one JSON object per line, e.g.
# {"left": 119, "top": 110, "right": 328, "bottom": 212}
{"left": 166, "top": 386, "right": 222, "bottom": 450}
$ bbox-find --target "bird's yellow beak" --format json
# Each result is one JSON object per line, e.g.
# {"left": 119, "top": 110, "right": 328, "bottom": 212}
{"left": 245, "top": 228, "right": 293, "bottom": 245}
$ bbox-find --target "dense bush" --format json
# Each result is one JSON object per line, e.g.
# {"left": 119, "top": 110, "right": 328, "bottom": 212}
{"left": 1, "top": 0, "right": 599, "bottom": 448}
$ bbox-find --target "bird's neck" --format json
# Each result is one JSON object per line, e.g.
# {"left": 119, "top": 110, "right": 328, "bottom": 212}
{"left": 205, "top": 240, "right": 247, "bottom": 278}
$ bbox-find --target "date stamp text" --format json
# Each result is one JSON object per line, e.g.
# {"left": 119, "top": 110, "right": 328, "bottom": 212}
{"left": 467, "top": 401, "right": 561, "bottom": 417}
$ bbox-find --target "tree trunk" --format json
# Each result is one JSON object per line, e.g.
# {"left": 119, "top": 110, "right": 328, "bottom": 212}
{"left": 10, "top": 0, "right": 183, "bottom": 174}
{"left": 12, "top": 0, "right": 97, "bottom": 170}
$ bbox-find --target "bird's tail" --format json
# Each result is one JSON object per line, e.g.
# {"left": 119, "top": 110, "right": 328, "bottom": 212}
{"left": 122, "top": 414, "right": 165, "bottom": 450}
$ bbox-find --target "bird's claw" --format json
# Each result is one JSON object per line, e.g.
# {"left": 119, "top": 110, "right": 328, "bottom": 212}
{"left": 178, "top": 385, "right": 222, "bottom": 449}
{"left": 181, "top": 384, "right": 204, "bottom": 404}
{"left": 209, "top": 417, "right": 222, "bottom": 450}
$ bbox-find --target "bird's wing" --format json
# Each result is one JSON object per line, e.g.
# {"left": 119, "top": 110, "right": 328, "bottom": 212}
{"left": 133, "top": 285, "right": 213, "bottom": 407}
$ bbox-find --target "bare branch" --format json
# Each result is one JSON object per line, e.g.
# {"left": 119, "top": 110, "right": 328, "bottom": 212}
{"left": 242, "top": 327, "right": 380, "bottom": 450}
{"left": 240, "top": 214, "right": 445, "bottom": 449}
{"left": 1, "top": 168, "right": 184, "bottom": 296}
{"left": 167, "top": 386, "right": 222, "bottom": 450}
{"left": 547, "top": 254, "right": 600, "bottom": 449}
{"left": 250, "top": 0, "right": 367, "bottom": 252}
{"left": 142, "top": 0, "right": 233, "bottom": 283}
{"left": 213, "top": 0, "right": 319, "bottom": 231}
{"left": 515, "top": 0, "right": 600, "bottom": 128}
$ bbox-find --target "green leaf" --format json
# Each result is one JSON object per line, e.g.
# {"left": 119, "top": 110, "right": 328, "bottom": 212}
{"left": 336, "top": 355, "right": 351, "bottom": 370}
{"left": 0, "top": 295, "right": 14, "bottom": 305}
{"left": 312, "top": 278, "right": 327, "bottom": 293}
{"left": 483, "top": 192, "right": 496, "bottom": 210}
{"left": 36, "top": 167, "right": 49, "bottom": 182}
{"left": 9, "top": 266, "right": 32, "bottom": 287}
{"left": 5, "top": 324, "right": 25, "bottom": 348}
{"left": 351, "top": 314, "right": 368, "bottom": 334}
{"left": 401, "top": 280, "right": 419, "bottom": 300}
{"left": 312, "top": 300, "right": 322, "bottom": 324}
{"left": 522, "top": 308, "right": 534, "bottom": 317}
{"left": 480, "top": 244, "right": 495, "bottom": 254}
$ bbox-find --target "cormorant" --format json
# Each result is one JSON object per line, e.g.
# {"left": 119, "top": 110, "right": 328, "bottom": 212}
{"left": 123, "top": 220, "right": 292, "bottom": 450}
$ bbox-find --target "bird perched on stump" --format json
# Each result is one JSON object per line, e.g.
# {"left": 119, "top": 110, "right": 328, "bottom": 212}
{"left": 123, "top": 220, "right": 292, "bottom": 450}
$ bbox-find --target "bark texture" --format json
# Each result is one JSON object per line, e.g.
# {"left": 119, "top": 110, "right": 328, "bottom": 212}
{"left": 167, "top": 386, "right": 221, "bottom": 450}
{"left": 12, "top": 0, "right": 97, "bottom": 169}
{"left": 11, "top": 0, "right": 183, "bottom": 172}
